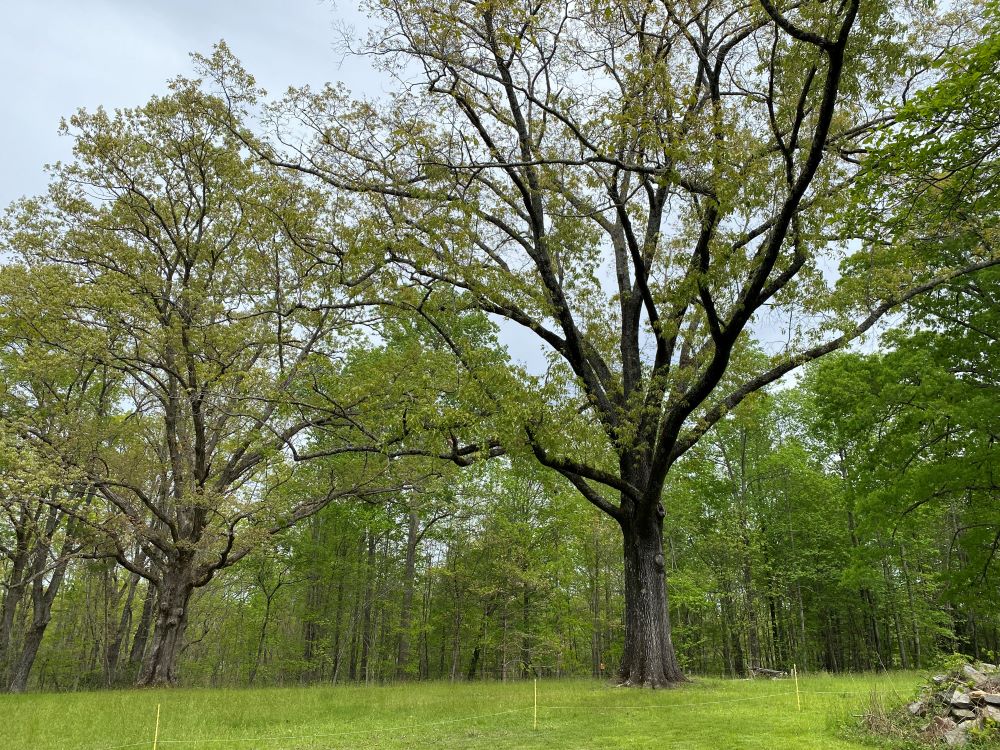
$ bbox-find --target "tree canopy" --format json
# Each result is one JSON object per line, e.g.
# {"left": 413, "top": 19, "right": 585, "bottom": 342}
{"left": 0, "top": 0, "right": 998, "bottom": 691}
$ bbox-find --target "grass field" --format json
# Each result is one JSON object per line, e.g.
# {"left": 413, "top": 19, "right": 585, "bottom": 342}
{"left": 0, "top": 671, "right": 924, "bottom": 750}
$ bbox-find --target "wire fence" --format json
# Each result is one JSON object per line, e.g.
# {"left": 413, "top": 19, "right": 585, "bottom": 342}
{"left": 70, "top": 679, "right": 902, "bottom": 750}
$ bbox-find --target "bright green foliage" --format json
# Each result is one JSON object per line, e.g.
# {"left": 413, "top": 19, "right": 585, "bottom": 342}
{"left": 801, "top": 287, "right": 1000, "bottom": 648}
{"left": 190, "top": 0, "right": 1000, "bottom": 685}
{"left": 2, "top": 0, "right": 1000, "bottom": 700}
{"left": 0, "top": 81, "right": 349, "bottom": 581}
{"left": 846, "top": 2, "right": 999, "bottom": 306}
{"left": 0, "top": 78, "right": 451, "bottom": 687}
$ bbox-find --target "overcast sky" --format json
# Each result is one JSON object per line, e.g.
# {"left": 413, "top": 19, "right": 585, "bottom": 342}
{"left": 0, "top": 0, "right": 557, "bottom": 368}
{"left": 0, "top": 1, "right": 851, "bottom": 371}
{"left": 0, "top": 0, "right": 382, "bottom": 209}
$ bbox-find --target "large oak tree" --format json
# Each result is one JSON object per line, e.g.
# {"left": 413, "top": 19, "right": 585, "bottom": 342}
{"left": 0, "top": 82, "right": 422, "bottom": 685}
{"left": 199, "top": 0, "right": 1000, "bottom": 685}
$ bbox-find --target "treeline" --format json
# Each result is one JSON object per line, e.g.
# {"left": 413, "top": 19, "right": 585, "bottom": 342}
{"left": 13, "top": 317, "right": 999, "bottom": 689}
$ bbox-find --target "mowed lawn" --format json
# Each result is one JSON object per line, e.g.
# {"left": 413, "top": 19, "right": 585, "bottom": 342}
{"left": 0, "top": 672, "right": 922, "bottom": 750}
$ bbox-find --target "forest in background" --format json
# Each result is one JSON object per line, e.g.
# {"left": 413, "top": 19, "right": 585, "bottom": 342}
{"left": 12, "top": 333, "right": 1000, "bottom": 690}
{"left": 0, "top": 0, "right": 998, "bottom": 692}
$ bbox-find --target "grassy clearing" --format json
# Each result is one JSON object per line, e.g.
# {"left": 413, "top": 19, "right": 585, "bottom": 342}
{"left": 0, "top": 671, "right": 923, "bottom": 750}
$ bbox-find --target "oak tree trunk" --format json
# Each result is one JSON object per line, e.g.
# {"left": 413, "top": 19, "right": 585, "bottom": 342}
{"left": 0, "top": 537, "right": 29, "bottom": 677}
{"left": 617, "top": 508, "right": 684, "bottom": 686}
{"left": 8, "top": 625, "right": 45, "bottom": 693}
{"left": 138, "top": 571, "right": 194, "bottom": 686}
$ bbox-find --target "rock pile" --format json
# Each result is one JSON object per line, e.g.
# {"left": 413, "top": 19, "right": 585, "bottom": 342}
{"left": 749, "top": 667, "right": 789, "bottom": 679}
{"left": 907, "top": 662, "right": 1000, "bottom": 746}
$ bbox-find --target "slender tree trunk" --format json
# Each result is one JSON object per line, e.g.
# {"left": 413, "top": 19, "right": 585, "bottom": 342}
{"left": 138, "top": 568, "right": 194, "bottom": 687}
{"left": 591, "top": 520, "right": 602, "bottom": 678}
{"left": 302, "top": 516, "right": 326, "bottom": 679}
{"left": 396, "top": 510, "right": 419, "bottom": 678}
{"left": 797, "top": 583, "right": 808, "bottom": 670}
{"left": 106, "top": 571, "right": 141, "bottom": 685}
{"left": 520, "top": 590, "right": 532, "bottom": 677}
{"left": 823, "top": 612, "right": 838, "bottom": 672}
{"left": 360, "top": 530, "right": 376, "bottom": 684}
{"left": 437, "top": 616, "right": 446, "bottom": 678}
{"left": 450, "top": 609, "right": 463, "bottom": 681}
{"left": 330, "top": 566, "right": 346, "bottom": 683}
{"left": 420, "top": 552, "right": 432, "bottom": 680}
{"left": 617, "top": 505, "right": 684, "bottom": 686}
{"left": 248, "top": 594, "right": 274, "bottom": 686}
{"left": 128, "top": 581, "right": 156, "bottom": 672}
{"left": 348, "top": 598, "right": 360, "bottom": 682}
{"left": 843, "top": 463, "right": 884, "bottom": 670}
{"left": 742, "top": 555, "right": 761, "bottom": 669}
{"left": 899, "top": 544, "right": 922, "bottom": 667}
{"left": 501, "top": 605, "right": 509, "bottom": 681}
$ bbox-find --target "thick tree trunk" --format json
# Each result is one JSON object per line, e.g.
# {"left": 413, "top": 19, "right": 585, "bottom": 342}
{"left": 618, "top": 508, "right": 685, "bottom": 686}
{"left": 138, "top": 571, "right": 194, "bottom": 686}
{"left": 768, "top": 596, "right": 782, "bottom": 668}
{"left": 8, "top": 546, "right": 70, "bottom": 693}
{"left": 0, "top": 576, "right": 26, "bottom": 682}
{"left": 722, "top": 590, "right": 746, "bottom": 677}
{"left": 0, "top": 535, "right": 29, "bottom": 676}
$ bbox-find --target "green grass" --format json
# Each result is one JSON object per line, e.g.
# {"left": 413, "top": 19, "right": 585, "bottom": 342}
{"left": 0, "top": 671, "right": 923, "bottom": 750}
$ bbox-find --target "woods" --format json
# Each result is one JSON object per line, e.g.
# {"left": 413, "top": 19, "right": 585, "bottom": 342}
{"left": 0, "top": 0, "right": 998, "bottom": 695}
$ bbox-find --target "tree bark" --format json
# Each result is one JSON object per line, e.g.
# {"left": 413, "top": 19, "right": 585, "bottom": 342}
{"left": 420, "top": 552, "right": 432, "bottom": 680}
{"left": 138, "top": 568, "right": 194, "bottom": 687}
{"left": 396, "top": 510, "right": 419, "bottom": 678}
{"left": 8, "top": 625, "right": 45, "bottom": 693}
{"left": 590, "top": 521, "right": 602, "bottom": 678}
{"left": 348, "top": 598, "right": 360, "bottom": 681}
{"left": 899, "top": 544, "right": 922, "bottom": 667}
{"left": 330, "top": 565, "right": 346, "bottom": 683}
{"left": 128, "top": 581, "right": 156, "bottom": 672}
{"left": 8, "top": 547, "right": 71, "bottom": 693}
{"left": 0, "top": 519, "right": 30, "bottom": 677}
{"left": 248, "top": 594, "right": 273, "bottom": 686}
{"left": 360, "top": 529, "right": 376, "bottom": 684}
{"left": 617, "top": 506, "right": 684, "bottom": 686}
{"left": 105, "top": 570, "right": 141, "bottom": 685}
{"left": 0, "top": 551, "right": 28, "bottom": 680}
